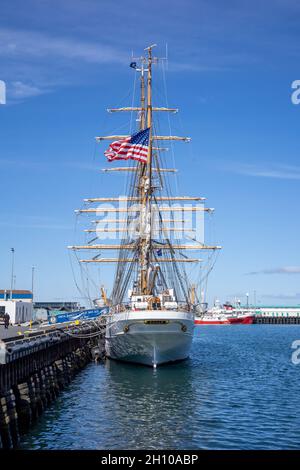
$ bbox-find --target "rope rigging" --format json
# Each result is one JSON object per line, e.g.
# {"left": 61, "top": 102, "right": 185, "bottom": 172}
{"left": 69, "top": 48, "right": 219, "bottom": 309}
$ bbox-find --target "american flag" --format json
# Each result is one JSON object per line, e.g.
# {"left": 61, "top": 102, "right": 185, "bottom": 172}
{"left": 104, "top": 128, "right": 150, "bottom": 163}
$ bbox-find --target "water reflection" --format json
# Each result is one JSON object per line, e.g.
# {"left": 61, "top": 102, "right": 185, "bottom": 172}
{"left": 103, "top": 359, "right": 200, "bottom": 449}
{"left": 19, "top": 326, "right": 300, "bottom": 450}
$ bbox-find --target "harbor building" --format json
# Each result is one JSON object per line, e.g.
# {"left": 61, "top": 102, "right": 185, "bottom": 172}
{"left": 0, "top": 290, "right": 33, "bottom": 324}
{"left": 254, "top": 306, "right": 300, "bottom": 324}
{"left": 33, "top": 301, "right": 82, "bottom": 321}
{"left": 0, "top": 290, "right": 33, "bottom": 302}
{"left": 33, "top": 301, "right": 80, "bottom": 312}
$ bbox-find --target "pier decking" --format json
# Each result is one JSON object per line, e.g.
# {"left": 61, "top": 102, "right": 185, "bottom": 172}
{"left": 0, "top": 319, "right": 106, "bottom": 448}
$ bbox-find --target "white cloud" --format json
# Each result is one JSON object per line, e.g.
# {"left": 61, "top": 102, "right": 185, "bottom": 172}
{"left": 0, "top": 214, "right": 72, "bottom": 230}
{"left": 0, "top": 158, "right": 101, "bottom": 172}
{"left": 261, "top": 292, "right": 300, "bottom": 300}
{"left": 0, "top": 158, "right": 56, "bottom": 171}
{"left": 10, "top": 81, "right": 45, "bottom": 98}
{"left": 247, "top": 266, "right": 300, "bottom": 275}
{"left": 0, "top": 221, "right": 72, "bottom": 230}
{"left": 223, "top": 162, "right": 300, "bottom": 180}
{"left": 0, "top": 28, "right": 125, "bottom": 64}
{"left": 0, "top": 27, "right": 126, "bottom": 101}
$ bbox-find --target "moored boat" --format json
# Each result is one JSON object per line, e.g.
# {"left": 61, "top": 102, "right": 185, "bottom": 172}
{"left": 227, "top": 310, "right": 255, "bottom": 324}
{"left": 194, "top": 313, "right": 230, "bottom": 325}
{"left": 69, "top": 45, "right": 221, "bottom": 366}
{"left": 195, "top": 307, "right": 255, "bottom": 325}
{"left": 106, "top": 302, "right": 194, "bottom": 366}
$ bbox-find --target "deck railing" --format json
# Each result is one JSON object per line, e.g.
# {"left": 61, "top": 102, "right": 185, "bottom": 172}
{"left": 108, "top": 302, "right": 192, "bottom": 315}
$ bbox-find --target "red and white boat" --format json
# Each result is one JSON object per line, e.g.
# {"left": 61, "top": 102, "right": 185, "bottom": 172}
{"left": 227, "top": 311, "right": 255, "bottom": 324}
{"left": 194, "top": 312, "right": 231, "bottom": 325}
{"left": 194, "top": 306, "right": 255, "bottom": 325}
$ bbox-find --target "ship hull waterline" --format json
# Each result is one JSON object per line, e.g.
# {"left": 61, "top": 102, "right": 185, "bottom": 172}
{"left": 105, "top": 310, "right": 195, "bottom": 367}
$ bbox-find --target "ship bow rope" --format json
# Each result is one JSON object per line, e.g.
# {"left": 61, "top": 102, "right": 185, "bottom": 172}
{"left": 104, "top": 128, "right": 150, "bottom": 163}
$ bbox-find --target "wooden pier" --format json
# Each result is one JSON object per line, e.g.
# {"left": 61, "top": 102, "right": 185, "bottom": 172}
{"left": 0, "top": 319, "right": 106, "bottom": 448}
{"left": 252, "top": 307, "right": 300, "bottom": 324}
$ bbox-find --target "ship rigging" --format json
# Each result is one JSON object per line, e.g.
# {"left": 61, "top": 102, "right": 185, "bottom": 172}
{"left": 69, "top": 45, "right": 221, "bottom": 366}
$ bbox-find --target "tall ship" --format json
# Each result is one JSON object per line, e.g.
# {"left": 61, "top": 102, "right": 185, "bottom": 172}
{"left": 69, "top": 45, "right": 221, "bottom": 367}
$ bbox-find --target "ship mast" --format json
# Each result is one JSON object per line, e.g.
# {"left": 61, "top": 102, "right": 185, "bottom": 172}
{"left": 140, "top": 44, "right": 155, "bottom": 295}
{"left": 69, "top": 45, "right": 222, "bottom": 306}
{"left": 140, "top": 60, "right": 146, "bottom": 130}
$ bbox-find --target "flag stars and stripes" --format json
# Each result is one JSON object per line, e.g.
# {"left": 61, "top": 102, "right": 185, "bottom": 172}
{"left": 104, "top": 128, "right": 150, "bottom": 163}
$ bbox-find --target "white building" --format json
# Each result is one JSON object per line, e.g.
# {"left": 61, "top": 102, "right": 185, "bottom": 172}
{"left": 0, "top": 290, "right": 33, "bottom": 324}
{"left": 0, "top": 300, "right": 33, "bottom": 324}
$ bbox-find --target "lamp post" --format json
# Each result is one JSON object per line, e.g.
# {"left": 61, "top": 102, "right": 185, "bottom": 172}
{"left": 246, "top": 292, "right": 249, "bottom": 309}
{"left": 31, "top": 266, "right": 35, "bottom": 301}
{"left": 10, "top": 248, "right": 15, "bottom": 300}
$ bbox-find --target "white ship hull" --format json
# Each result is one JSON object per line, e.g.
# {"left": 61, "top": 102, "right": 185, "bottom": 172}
{"left": 105, "top": 310, "right": 194, "bottom": 367}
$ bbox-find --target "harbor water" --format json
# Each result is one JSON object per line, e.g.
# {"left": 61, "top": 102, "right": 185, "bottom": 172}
{"left": 19, "top": 325, "right": 300, "bottom": 450}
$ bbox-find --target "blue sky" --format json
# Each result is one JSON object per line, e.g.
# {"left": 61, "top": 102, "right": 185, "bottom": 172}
{"left": 1, "top": 0, "right": 300, "bottom": 306}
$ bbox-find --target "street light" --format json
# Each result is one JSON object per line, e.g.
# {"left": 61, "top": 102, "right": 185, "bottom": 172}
{"left": 246, "top": 292, "right": 249, "bottom": 309}
{"left": 10, "top": 248, "right": 15, "bottom": 299}
{"left": 32, "top": 266, "right": 35, "bottom": 301}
